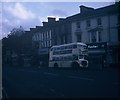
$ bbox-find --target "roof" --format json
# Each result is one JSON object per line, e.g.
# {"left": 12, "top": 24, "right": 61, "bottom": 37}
{"left": 66, "top": 3, "right": 119, "bottom": 22}
{"left": 51, "top": 42, "right": 87, "bottom": 48}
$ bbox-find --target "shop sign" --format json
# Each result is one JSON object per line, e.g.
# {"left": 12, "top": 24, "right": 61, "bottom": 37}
{"left": 87, "top": 42, "right": 107, "bottom": 54}
{"left": 87, "top": 42, "right": 107, "bottom": 50}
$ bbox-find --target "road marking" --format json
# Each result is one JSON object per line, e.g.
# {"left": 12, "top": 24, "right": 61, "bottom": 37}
{"left": 44, "top": 72, "right": 57, "bottom": 76}
{"left": 69, "top": 76, "right": 94, "bottom": 81}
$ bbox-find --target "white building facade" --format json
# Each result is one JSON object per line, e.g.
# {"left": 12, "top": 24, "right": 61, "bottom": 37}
{"left": 70, "top": 3, "right": 119, "bottom": 68}
{"left": 32, "top": 3, "right": 119, "bottom": 68}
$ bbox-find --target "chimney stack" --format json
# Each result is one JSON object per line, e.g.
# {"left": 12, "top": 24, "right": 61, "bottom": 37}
{"left": 48, "top": 17, "right": 56, "bottom": 23}
{"left": 42, "top": 22, "right": 48, "bottom": 26}
{"left": 79, "top": 5, "right": 94, "bottom": 13}
{"left": 59, "top": 18, "right": 65, "bottom": 21}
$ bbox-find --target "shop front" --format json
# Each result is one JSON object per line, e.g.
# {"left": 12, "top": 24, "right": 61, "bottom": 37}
{"left": 106, "top": 45, "right": 120, "bottom": 68}
{"left": 87, "top": 42, "right": 107, "bottom": 69}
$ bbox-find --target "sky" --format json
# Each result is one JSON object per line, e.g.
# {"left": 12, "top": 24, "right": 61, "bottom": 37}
{"left": 1, "top": 1, "right": 116, "bottom": 39}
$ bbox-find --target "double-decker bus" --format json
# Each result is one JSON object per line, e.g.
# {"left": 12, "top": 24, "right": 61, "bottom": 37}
{"left": 49, "top": 42, "right": 88, "bottom": 68}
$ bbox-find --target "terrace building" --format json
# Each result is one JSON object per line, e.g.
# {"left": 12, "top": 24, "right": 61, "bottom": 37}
{"left": 32, "top": 2, "right": 120, "bottom": 68}
{"left": 67, "top": 2, "right": 119, "bottom": 68}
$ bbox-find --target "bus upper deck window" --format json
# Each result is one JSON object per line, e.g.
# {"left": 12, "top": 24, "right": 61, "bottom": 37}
{"left": 64, "top": 46, "right": 68, "bottom": 49}
{"left": 73, "top": 44, "right": 77, "bottom": 48}
{"left": 73, "top": 55, "right": 78, "bottom": 60}
{"left": 53, "top": 47, "right": 57, "bottom": 51}
{"left": 61, "top": 46, "right": 65, "bottom": 50}
{"left": 67, "top": 45, "right": 72, "bottom": 49}
{"left": 56, "top": 47, "right": 60, "bottom": 50}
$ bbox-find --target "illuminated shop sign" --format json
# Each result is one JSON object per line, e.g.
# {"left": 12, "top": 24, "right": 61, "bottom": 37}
{"left": 88, "top": 45, "right": 98, "bottom": 49}
{"left": 87, "top": 42, "right": 107, "bottom": 49}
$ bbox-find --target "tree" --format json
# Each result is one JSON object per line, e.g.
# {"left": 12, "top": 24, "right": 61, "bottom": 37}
{"left": 2, "top": 26, "right": 25, "bottom": 54}
{"left": 8, "top": 26, "right": 25, "bottom": 37}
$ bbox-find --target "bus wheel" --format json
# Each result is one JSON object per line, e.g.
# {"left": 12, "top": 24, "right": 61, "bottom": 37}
{"left": 54, "top": 63, "right": 58, "bottom": 68}
{"left": 71, "top": 62, "right": 79, "bottom": 69}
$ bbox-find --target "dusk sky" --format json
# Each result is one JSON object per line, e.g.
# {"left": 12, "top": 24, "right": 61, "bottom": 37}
{"left": 1, "top": 1, "right": 115, "bottom": 39}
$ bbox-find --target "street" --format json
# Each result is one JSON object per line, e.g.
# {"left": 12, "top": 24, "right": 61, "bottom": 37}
{"left": 2, "top": 66, "right": 120, "bottom": 99}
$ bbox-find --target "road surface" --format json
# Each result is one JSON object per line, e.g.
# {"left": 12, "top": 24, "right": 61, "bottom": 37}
{"left": 2, "top": 66, "right": 120, "bottom": 99}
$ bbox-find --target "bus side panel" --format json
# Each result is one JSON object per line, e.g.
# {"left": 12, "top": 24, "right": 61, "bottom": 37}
{"left": 49, "top": 61, "right": 72, "bottom": 68}
{"left": 49, "top": 61, "right": 55, "bottom": 67}
{"left": 49, "top": 61, "right": 62, "bottom": 68}
{"left": 60, "top": 61, "right": 72, "bottom": 68}
{"left": 72, "top": 49, "right": 79, "bottom": 55}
